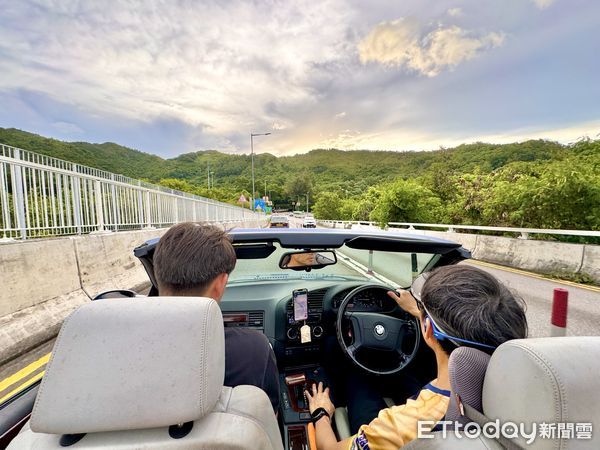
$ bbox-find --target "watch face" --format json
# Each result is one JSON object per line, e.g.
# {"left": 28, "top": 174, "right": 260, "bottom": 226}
{"left": 311, "top": 408, "right": 329, "bottom": 423}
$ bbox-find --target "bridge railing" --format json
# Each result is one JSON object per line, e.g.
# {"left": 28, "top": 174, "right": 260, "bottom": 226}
{"left": 0, "top": 143, "right": 262, "bottom": 240}
{"left": 317, "top": 220, "right": 600, "bottom": 239}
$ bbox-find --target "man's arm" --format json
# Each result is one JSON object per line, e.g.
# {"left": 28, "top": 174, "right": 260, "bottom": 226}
{"left": 305, "top": 382, "right": 351, "bottom": 450}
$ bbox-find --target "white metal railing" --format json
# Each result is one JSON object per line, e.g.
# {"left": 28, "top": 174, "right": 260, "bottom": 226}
{"left": 0, "top": 143, "right": 263, "bottom": 240}
{"left": 317, "top": 220, "right": 600, "bottom": 239}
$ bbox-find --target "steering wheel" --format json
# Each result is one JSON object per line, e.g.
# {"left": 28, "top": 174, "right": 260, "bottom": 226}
{"left": 336, "top": 284, "right": 420, "bottom": 375}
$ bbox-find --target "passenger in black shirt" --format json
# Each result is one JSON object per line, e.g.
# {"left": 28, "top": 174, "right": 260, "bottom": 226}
{"left": 224, "top": 327, "right": 280, "bottom": 410}
{"left": 153, "top": 222, "right": 280, "bottom": 411}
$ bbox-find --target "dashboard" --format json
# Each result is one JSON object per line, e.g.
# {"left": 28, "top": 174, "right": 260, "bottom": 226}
{"left": 331, "top": 287, "right": 396, "bottom": 312}
{"left": 219, "top": 280, "right": 400, "bottom": 368}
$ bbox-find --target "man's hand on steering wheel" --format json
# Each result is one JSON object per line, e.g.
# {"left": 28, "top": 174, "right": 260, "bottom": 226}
{"left": 305, "top": 382, "right": 335, "bottom": 417}
{"left": 387, "top": 289, "right": 420, "bottom": 318}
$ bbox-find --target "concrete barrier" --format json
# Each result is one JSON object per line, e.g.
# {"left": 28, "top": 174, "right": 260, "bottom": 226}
{"left": 472, "top": 235, "right": 585, "bottom": 274}
{"left": 0, "top": 238, "right": 82, "bottom": 318}
{"left": 0, "top": 291, "right": 88, "bottom": 366}
{"left": 419, "top": 230, "right": 478, "bottom": 254}
{"left": 580, "top": 245, "right": 600, "bottom": 282}
{"left": 75, "top": 229, "right": 168, "bottom": 298}
{"left": 0, "top": 238, "right": 91, "bottom": 365}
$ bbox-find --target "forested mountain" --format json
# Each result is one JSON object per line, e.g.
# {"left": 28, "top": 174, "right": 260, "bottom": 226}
{"left": 1, "top": 127, "right": 598, "bottom": 232}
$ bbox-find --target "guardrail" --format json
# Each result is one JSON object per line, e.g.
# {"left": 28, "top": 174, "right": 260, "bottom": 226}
{"left": 318, "top": 220, "right": 600, "bottom": 239}
{"left": 0, "top": 143, "right": 262, "bottom": 240}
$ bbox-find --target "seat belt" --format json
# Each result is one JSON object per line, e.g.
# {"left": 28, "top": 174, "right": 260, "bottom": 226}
{"left": 462, "top": 403, "right": 524, "bottom": 450}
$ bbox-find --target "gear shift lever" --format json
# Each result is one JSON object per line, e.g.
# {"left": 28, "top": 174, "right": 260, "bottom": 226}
{"left": 285, "top": 373, "right": 310, "bottom": 412}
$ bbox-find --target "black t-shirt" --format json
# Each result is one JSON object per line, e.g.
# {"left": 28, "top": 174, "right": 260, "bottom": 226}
{"left": 224, "top": 327, "right": 280, "bottom": 411}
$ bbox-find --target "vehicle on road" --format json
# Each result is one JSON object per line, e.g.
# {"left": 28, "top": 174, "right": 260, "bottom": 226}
{"left": 3, "top": 229, "right": 598, "bottom": 449}
{"left": 302, "top": 216, "right": 316, "bottom": 228}
{"left": 269, "top": 214, "right": 290, "bottom": 228}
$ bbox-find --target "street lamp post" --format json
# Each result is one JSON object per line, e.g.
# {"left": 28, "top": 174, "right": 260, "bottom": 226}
{"left": 207, "top": 161, "right": 210, "bottom": 189}
{"left": 251, "top": 132, "right": 271, "bottom": 211}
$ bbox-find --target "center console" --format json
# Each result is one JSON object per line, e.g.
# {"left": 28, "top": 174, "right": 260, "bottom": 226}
{"left": 279, "top": 289, "right": 333, "bottom": 448}
{"left": 283, "top": 289, "right": 327, "bottom": 366}
{"left": 280, "top": 366, "right": 329, "bottom": 450}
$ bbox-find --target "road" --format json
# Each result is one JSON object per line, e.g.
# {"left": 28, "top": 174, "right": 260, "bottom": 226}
{"left": 464, "top": 260, "right": 600, "bottom": 338}
{"left": 1, "top": 217, "right": 599, "bottom": 404}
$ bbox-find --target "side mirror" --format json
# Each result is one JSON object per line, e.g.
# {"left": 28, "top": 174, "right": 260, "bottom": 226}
{"left": 279, "top": 250, "right": 337, "bottom": 271}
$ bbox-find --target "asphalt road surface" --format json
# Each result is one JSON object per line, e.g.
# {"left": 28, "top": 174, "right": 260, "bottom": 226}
{"left": 464, "top": 260, "right": 600, "bottom": 338}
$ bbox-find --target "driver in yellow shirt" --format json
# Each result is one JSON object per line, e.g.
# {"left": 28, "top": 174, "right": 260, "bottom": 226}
{"left": 305, "top": 265, "right": 528, "bottom": 450}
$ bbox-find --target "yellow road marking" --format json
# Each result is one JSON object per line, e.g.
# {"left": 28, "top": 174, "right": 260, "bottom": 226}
{"left": 468, "top": 260, "right": 600, "bottom": 293}
{"left": 0, "top": 371, "right": 44, "bottom": 404}
{"left": 0, "top": 353, "right": 50, "bottom": 393}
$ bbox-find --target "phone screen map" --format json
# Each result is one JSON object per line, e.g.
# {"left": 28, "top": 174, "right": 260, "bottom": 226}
{"left": 293, "top": 291, "right": 308, "bottom": 321}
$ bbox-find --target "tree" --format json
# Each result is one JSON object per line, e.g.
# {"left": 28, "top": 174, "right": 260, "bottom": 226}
{"left": 285, "top": 173, "right": 314, "bottom": 200}
{"left": 312, "top": 192, "right": 343, "bottom": 220}
{"left": 370, "top": 179, "right": 442, "bottom": 225}
{"left": 482, "top": 157, "right": 600, "bottom": 230}
{"left": 351, "top": 187, "right": 381, "bottom": 221}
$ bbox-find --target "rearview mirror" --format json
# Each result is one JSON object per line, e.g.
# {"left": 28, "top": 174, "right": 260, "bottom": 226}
{"left": 279, "top": 250, "right": 337, "bottom": 271}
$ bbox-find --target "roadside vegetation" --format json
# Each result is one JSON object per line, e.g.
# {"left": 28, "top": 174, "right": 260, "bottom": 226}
{"left": 1, "top": 128, "right": 598, "bottom": 235}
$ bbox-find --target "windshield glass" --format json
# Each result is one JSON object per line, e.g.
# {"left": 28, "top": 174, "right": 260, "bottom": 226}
{"left": 229, "top": 243, "right": 437, "bottom": 287}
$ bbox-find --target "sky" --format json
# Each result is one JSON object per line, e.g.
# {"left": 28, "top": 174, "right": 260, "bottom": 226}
{"left": 0, "top": 0, "right": 599, "bottom": 157}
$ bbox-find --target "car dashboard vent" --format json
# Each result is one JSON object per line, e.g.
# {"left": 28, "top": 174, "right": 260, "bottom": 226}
{"left": 247, "top": 311, "right": 265, "bottom": 328}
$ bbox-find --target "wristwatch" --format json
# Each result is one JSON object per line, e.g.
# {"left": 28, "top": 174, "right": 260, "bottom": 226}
{"left": 310, "top": 407, "right": 330, "bottom": 423}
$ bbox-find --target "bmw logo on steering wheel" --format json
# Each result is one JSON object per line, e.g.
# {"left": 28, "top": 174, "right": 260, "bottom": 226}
{"left": 374, "top": 324, "right": 385, "bottom": 336}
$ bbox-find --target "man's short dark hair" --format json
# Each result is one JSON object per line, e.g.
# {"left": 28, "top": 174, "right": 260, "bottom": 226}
{"left": 154, "top": 222, "right": 236, "bottom": 294}
{"left": 421, "top": 265, "right": 528, "bottom": 354}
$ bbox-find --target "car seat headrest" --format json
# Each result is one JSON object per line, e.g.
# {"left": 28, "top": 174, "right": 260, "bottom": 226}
{"left": 446, "top": 346, "right": 491, "bottom": 423}
{"left": 483, "top": 337, "right": 600, "bottom": 448}
{"left": 31, "top": 297, "right": 225, "bottom": 435}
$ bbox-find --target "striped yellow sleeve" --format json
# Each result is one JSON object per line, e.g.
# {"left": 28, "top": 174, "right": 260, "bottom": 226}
{"left": 347, "top": 389, "right": 450, "bottom": 450}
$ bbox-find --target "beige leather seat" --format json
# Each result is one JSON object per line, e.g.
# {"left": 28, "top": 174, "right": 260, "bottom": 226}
{"left": 336, "top": 337, "right": 600, "bottom": 449}
{"left": 9, "top": 297, "right": 283, "bottom": 450}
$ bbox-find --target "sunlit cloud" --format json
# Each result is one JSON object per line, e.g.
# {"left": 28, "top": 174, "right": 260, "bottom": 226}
{"left": 0, "top": 0, "right": 353, "bottom": 144}
{"left": 532, "top": 0, "right": 556, "bottom": 9}
{"left": 358, "top": 19, "right": 505, "bottom": 77}
{"left": 447, "top": 7, "right": 463, "bottom": 17}
{"left": 0, "top": 0, "right": 597, "bottom": 156}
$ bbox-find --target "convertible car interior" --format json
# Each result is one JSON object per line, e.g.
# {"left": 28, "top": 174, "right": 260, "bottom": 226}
{"left": 3, "top": 228, "right": 599, "bottom": 449}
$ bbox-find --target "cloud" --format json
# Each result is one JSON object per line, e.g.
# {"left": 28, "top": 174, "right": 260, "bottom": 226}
{"left": 447, "top": 7, "right": 463, "bottom": 17}
{"left": 0, "top": 0, "right": 597, "bottom": 157}
{"left": 0, "top": 0, "right": 354, "bottom": 150}
{"left": 358, "top": 19, "right": 505, "bottom": 77}
{"left": 52, "top": 121, "right": 84, "bottom": 135}
{"left": 271, "top": 122, "right": 289, "bottom": 131}
{"left": 532, "top": 0, "right": 555, "bottom": 9}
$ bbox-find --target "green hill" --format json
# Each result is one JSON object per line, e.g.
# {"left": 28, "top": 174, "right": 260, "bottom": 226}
{"left": 1, "top": 127, "right": 597, "bottom": 233}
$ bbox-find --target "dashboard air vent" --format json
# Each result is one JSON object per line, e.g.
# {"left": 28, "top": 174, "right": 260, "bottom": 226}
{"left": 247, "top": 311, "right": 264, "bottom": 328}
{"left": 308, "top": 288, "right": 327, "bottom": 311}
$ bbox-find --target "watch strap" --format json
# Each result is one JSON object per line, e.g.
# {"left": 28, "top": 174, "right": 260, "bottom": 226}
{"left": 310, "top": 407, "right": 330, "bottom": 423}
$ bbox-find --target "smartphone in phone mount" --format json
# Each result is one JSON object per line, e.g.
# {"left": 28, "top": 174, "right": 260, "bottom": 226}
{"left": 292, "top": 288, "right": 309, "bottom": 322}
